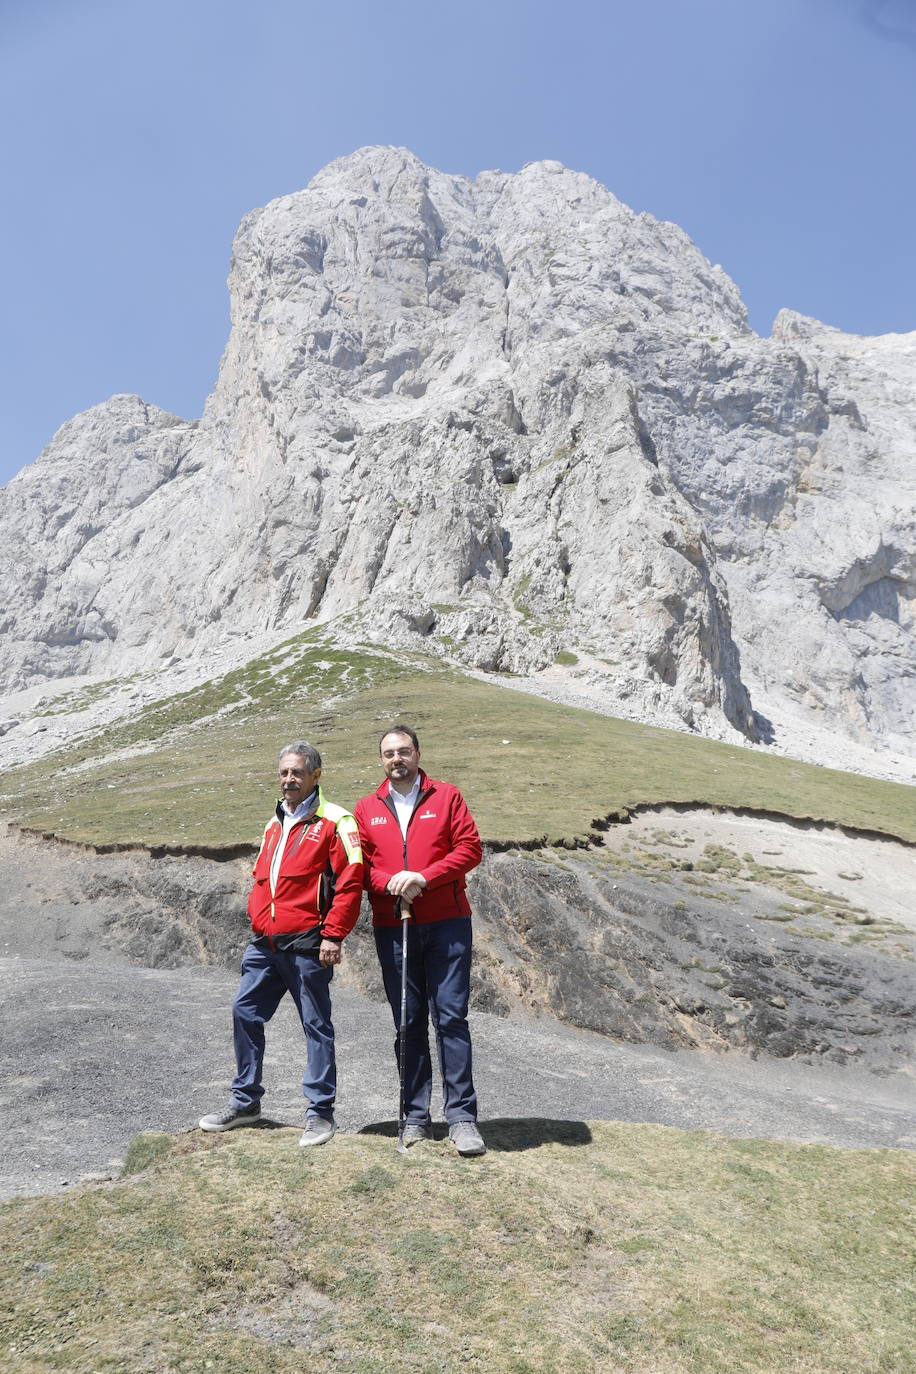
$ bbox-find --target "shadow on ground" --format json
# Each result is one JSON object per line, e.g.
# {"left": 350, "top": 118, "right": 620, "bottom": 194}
{"left": 359, "top": 1117, "right": 592, "bottom": 1151}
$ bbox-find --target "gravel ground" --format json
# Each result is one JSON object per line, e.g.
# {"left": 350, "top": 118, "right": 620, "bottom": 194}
{"left": 2, "top": 954, "right": 913, "bottom": 1203}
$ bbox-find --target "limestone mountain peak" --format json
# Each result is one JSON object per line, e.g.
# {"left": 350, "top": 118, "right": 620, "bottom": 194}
{"left": 1, "top": 147, "right": 913, "bottom": 768}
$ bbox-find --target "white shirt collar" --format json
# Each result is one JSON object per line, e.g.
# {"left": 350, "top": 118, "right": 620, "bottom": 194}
{"left": 389, "top": 776, "right": 421, "bottom": 838}
{"left": 388, "top": 775, "right": 421, "bottom": 806}
{"left": 281, "top": 788, "right": 318, "bottom": 821}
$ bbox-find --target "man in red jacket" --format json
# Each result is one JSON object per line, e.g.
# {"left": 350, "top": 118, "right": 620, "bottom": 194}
{"left": 199, "top": 741, "right": 363, "bottom": 1146}
{"left": 354, "top": 725, "right": 485, "bottom": 1156}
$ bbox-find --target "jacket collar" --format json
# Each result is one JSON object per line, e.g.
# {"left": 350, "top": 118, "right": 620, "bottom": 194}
{"left": 374, "top": 770, "right": 431, "bottom": 801}
{"left": 274, "top": 784, "right": 325, "bottom": 823}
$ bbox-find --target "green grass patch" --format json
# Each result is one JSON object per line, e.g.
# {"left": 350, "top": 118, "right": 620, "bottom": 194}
{"left": 1, "top": 638, "right": 914, "bottom": 848}
{"left": 1, "top": 1124, "right": 913, "bottom": 1374}
{"left": 121, "top": 1132, "right": 175, "bottom": 1178}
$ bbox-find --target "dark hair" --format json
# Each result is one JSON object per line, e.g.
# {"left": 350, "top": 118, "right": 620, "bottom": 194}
{"left": 379, "top": 723, "right": 419, "bottom": 752}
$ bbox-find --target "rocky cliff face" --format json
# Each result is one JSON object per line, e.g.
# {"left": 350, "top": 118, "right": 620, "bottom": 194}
{"left": 2, "top": 147, "right": 914, "bottom": 755}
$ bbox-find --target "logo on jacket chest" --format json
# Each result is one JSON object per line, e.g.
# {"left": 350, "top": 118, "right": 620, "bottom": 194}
{"left": 286, "top": 821, "right": 324, "bottom": 851}
{"left": 418, "top": 810, "right": 437, "bottom": 820}
{"left": 370, "top": 815, "right": 388, "bottom": 825}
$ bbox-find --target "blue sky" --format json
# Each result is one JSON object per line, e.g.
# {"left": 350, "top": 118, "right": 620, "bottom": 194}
{"left": 2, "top": 0, "right": 915, "bottom": 487}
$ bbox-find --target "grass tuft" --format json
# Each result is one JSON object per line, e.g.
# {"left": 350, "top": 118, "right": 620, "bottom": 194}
{"left": 121, "top": 1131, "right": 175, "bottom": 1177}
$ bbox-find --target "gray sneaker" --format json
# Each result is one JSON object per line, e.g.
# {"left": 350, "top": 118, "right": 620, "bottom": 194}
{"left": 401, "top": 1121, "right": 431, "bottom": 1145}
{"left": 448, "top": 1120, "right": 486, "bottom": 1156}
{"left": 198, "top": 1102, "right": 261, "bottom": 1132}
{"left": 299, "top": 1115, "right": 336, "bottom": 1147}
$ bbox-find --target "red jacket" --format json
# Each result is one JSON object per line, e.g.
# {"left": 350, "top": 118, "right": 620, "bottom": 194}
{"left": 354, "top": 772, "right": 482, "bottom": 927}
{"left": 247, "top": 788, "right": 363, "bottom": 944}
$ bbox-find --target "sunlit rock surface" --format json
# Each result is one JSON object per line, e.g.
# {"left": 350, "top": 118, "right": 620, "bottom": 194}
{"left": 1, "top": 147, "right": 914, "bottom": 754}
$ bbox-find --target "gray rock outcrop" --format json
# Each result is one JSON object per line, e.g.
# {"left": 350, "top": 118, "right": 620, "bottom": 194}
{"left": 1, "top": 147, "right": 914, "bottom": 753}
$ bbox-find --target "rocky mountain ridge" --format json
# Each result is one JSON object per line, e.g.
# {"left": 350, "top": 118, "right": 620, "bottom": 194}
{"left": 1, "top": 147, "right": 914, "bottom": 762}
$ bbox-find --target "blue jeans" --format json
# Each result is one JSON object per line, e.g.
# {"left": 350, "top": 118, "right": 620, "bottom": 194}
{"left": 230, "top": 942, "right": 335, "bottom": 1117}
{"left": 374, "top": 915, "right": 477, "bottom": 1124}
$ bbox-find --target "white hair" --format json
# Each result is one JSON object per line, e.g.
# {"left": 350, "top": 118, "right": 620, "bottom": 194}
{"left": 278, "top": 741, "right": 322, "bottom": 771}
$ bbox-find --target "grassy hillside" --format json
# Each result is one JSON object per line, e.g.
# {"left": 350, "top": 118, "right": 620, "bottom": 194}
{"left": 1, "top": 1122, "right": 913, "bottom": 1374}
{"left": 2, "top": 631, "right": 914, "bottom": 848}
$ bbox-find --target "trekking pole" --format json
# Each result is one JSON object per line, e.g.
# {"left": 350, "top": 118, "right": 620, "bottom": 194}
{"left": 395, "top": 896, "right": 412, "bottom": 1155}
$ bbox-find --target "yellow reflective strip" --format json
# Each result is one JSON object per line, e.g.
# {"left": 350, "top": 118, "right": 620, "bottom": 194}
{"left": 339, "top": 823, "right": 362, "bottom": 864}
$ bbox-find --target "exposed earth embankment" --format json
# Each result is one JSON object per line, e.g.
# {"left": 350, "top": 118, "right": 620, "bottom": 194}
{"left": 3, "top": 810, "right": 914, "bottom": 1201}
{"left": 4, "top": 809, "right": 913, "bottom": 1075}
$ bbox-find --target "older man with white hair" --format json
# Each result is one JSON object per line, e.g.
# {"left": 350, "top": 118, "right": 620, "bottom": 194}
{"left": 199, "top": 741, "right": 363, "bottom": 1146}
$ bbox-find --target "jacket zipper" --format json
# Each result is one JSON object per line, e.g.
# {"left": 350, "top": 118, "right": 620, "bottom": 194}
{"left": 381, "top": 784, "right": 431, "bottom": 869}
{"left": 268, "top": 804, "right": 321, "bottom": 924}
{"left": 381, "top": 785, "right": 434, "bottom": 921}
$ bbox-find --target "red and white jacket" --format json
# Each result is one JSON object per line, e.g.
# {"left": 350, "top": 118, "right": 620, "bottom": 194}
{"left": 354, "top": 772, "right": 482, "bottom": 928}
{"left": 247, "top": 788, "right": 363, "bottom": 945}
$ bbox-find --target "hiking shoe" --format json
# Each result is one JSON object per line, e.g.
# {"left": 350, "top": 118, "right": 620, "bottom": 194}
{"left": 448, "top": 1121, "right": 486, "bottom": 1156}
{"left": 198, "top": 1103, "right": 261, "bottom": 1132}
{"left": 401, "top": 1121, "right": 431, "bottom": 1145}
{"left": 299, "top": 1115, "right": 336, "bottom": 1147}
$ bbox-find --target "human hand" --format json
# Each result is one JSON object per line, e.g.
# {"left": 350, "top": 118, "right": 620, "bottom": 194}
{"left": 386, "top": 870, "right": 427, "bottom": 901}
{"left": 319, "top": 939, "right": 342, "bottom": 967}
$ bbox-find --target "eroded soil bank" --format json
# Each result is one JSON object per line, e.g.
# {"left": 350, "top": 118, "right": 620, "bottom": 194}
{"left": 471, "top": 807, "right": 916, "bottom": 1074}
{"left": 2, "top": 814, "right": 914, "bottom": 1200}
{"left": 3, "top": 809, "right": 914, "bottom": 1075}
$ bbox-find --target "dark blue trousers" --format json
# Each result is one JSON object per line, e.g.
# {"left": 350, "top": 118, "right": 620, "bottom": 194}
{"left": 374, "top": 915, "right": 477, "bottom": 1124}
{"left": 230, "top": 942, "right": 335, "bottom": 1117}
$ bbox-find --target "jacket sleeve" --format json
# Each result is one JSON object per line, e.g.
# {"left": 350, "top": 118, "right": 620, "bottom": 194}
{"left": 354, "top": 800, "right": 397, "bottom": 895}
{"left": 321, "top": 814, "right": 364, "bottom": 941}
{"left": 420, "top": 788, "right": 482, "bottom": 890}
{"left": 251, "top": 818, "right": 275, "bottom": 876}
